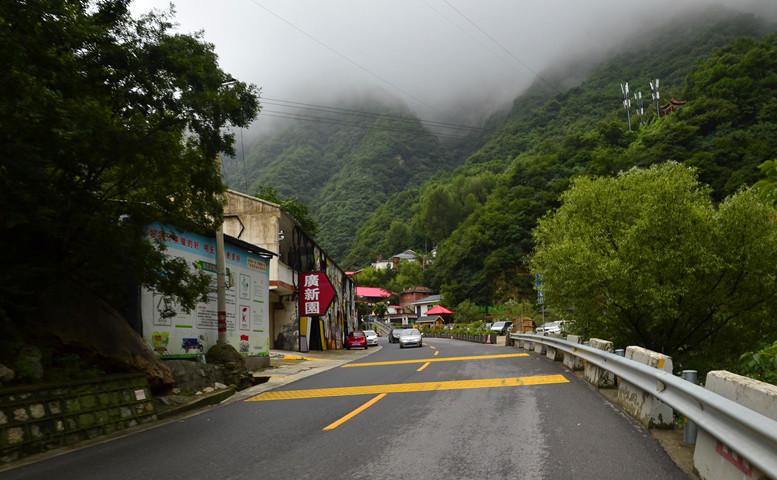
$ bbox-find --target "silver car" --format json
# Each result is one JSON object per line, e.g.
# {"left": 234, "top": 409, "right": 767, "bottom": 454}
{"left": 389, "top": 328, "right": 405, "bottom": 343}
{"left": 364, "top": 329, "right": 379, "bottom": 346}
{"left": 399, "top": 328, "right": 423, "bottom": 348}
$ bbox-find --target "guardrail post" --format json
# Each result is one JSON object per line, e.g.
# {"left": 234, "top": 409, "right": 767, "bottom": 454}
{"left": 613, "top": 349, "right": 624, "bottom": 386}
{"left": 682, "top": 370, "right": 698, "bottom": 445}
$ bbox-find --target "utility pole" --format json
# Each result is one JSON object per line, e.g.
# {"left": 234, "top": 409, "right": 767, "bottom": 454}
{"left": 216, "top": 77, "right": 237, "bottom": 345}
{"left": 216, "top": 156, "right": 228, "bottom": 345}
{"left": 650, "top": 78, "right": 660, "bottom": 118}
{"left": 621, "top": 82, "right": 632, "bottom": 131}
{"left": 634, "top": 91, "right": 645, "bottom": 126}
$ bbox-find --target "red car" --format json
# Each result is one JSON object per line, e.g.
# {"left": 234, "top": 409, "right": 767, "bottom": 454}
{"left": 345, "top": 330, "right": 368, "bottom": 349}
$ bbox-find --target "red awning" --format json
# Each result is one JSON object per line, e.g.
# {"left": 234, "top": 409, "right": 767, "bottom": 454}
{"left": 426, "top": 305, "right": 453, "bottom": 315}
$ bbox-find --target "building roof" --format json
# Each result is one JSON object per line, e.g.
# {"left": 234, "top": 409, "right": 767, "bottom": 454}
{"left": 410, "top": 294, "right": 441, "bottom": 306}
{"left": 426, "top": 305, "right": 453, "bottom": 315}
{"left": 356, "top": 286, "right": 395, "bottom": 298}
{"left": 402, "top": 286, "right": 434, "bottom": 294}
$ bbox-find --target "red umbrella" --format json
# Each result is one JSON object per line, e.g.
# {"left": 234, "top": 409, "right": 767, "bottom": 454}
{"left": 426, "top": 305, "right": 453, "bottom": 315}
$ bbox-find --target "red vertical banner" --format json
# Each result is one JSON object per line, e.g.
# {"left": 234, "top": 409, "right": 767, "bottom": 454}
{"left": 299, "top": 272, "right": 336, "bottom": 317}
{"left": 218, "top": 311, "right": 227, "bottom": 333}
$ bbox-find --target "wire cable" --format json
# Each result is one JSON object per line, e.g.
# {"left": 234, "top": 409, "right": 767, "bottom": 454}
{"left": 261, "top": 97, "right": 490, "bottom": 134}
{"left": 440, "top": 0, "right": 560, "bottom": 94}
{"left": 249, "top": 0, "right": 459, "bottom": 121}
{"left": 258, "top": 110, "right": 474, "bottom": 140}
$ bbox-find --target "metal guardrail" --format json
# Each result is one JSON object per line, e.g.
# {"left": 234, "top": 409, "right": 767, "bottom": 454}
{"left": 511, "top": 333, "right": 777, "bottom": 478}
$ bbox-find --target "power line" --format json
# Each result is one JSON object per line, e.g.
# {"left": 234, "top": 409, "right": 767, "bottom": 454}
{"left": 440, "top": 0, "right": 560, "bottom": 95}
{"left": 249, "top": 0, "right": 459, "bottom": 121}
{"left": 262, "top": 97, "right": 490, "bottom": 134}
{"left": 258, "top": 110, "right": 476, "bottom": 140}
{"left": 421, "top": 0, "right": 516, "bottom": 70}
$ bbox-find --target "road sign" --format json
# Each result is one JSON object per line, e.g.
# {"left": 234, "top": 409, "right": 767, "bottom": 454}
{"left": 299, "top": 272, "right": 337, "bottom": 317}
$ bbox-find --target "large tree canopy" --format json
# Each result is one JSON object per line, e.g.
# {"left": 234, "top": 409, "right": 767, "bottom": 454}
{"left": 0, "top": 0, "right": 260, "bottom": 321}
{"left": 530, "top": 162, "right": 777, "bottom": 367}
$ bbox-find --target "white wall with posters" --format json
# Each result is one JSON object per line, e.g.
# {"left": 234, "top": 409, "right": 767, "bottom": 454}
{"left": 141, "top": 223, "right": 270, "bottom": 358}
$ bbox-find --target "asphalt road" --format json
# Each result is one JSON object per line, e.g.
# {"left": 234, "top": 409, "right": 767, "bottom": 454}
{"left": 2, "top": 337, "right": 689, "bottom": 480}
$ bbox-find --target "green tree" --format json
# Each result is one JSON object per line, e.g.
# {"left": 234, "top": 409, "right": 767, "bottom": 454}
{"left": 385, "top": 221, "right": 412, "bottom": 256}
{"left": 386, "top": 260, "right": 425, "bottom": 295}
{"left": 254, "top": 186, "right": 319, "bottom": 236}
{"left": 503, "top": 299, "right": 539, "bottom": 321}
{"left": 453, "top": 299, "right": 483, "bottom": 324}
{"left": 0, "top": 0, "right": 260, "bottom": 321}
{"left": 353, "top": 266, "right": 395, "bottom": 289}
{"left": 754, "top": 159, "right": 777, "bottom": 205}
{"left": 373, "top": 302, "right": 388, "bottom": 321}
{"left": 413, "top": 185, "right": 462, "bottom": 244}
{"left": 530, "top": 162, "right": 777, "bottom": 367}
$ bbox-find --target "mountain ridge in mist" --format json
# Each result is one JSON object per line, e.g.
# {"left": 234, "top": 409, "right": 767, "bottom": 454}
{"left": 224, "top": 6, "right": 777, "bottom": 268}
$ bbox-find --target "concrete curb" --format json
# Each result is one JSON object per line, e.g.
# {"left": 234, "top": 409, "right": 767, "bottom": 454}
{"left": 157, "top": 387, "right": 237, "bottom": 420}
{"left": 224, "top": 345, "right": 383, "bottom": 404}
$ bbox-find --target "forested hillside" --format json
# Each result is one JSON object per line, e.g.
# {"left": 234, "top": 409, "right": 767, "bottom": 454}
{"left": 222, "top": 94, "right": 470, "bottom": 260}
{"left": 348, "top": 9, "right": 777, "bottom": 306}
{"left": 226, "top": 7, "right": 777, "bottom": 309}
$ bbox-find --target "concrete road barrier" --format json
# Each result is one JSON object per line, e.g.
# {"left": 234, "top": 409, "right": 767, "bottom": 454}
{"left": 616, "top": 346, "right": 674, "bottom": 428}
{"left": 694, "top": 371, "right": 777, "bottom": 480}
{"left": 584, "top": 338, "right": 615, "bottom": 388}
{"left": 562, "top": 335, "right": 585, "bottom": 371}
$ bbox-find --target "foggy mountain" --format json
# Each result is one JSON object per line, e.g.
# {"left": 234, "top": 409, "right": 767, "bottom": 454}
{"left": 222, "top": 6, "right": 777, "bottom": 272}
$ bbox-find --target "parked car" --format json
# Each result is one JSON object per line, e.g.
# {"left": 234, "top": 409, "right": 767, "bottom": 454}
{"left": 399, "top": 328, "right": 423, "bottom": 348}
{"left": 389, "top": 328, "right": 406, "bottom": 343}
{"left": 536, "top": 320, "right": 565, "bottom": 335}
{"left": 345, "top": 330, "right": 368, "bottom": 349}
{"left": 363, "top": 330, "right": 379, "bottom": 346}
{"left": 490, "top": 321, "right": 513, "bottom": 335}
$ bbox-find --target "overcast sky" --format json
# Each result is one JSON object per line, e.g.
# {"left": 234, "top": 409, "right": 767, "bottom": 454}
{"left": 130, "top": 0, "right": 777, "bottom": 128}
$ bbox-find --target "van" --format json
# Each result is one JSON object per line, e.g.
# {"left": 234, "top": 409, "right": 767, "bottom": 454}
{"left": 490, "top": 321, "right": 513, "bottom": 335}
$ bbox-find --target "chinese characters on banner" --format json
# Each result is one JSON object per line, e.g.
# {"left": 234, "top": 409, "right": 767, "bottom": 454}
{"left": 299, "top": 272, "right": 336, "bottom": 317}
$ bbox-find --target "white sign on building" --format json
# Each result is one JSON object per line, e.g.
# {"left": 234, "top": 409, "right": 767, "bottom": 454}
{"left": 141, "top": 223, "right": 270, "bottom": 358}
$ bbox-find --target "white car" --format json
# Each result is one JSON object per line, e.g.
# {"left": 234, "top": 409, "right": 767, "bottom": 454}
{"left": 363, "top": 329, "right": 379, "bottom": 346}
{"left": 399, "top": 328, "right": 423, "bottom": 348}
{"left": 536, "top": 320, "right": 565, "bottom": 335}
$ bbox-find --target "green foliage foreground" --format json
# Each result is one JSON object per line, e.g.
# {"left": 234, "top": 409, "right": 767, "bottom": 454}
{"left": 0, "top": 0, "right": 260, "bottom": 322}
{"left": 740, "top": 341, "right": 777, "bottom": 384}
{"left": 530, "top": 162, "right": 777, "bottom": 370}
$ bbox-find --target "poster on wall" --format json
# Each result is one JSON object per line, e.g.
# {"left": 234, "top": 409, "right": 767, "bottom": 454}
{"left": 141, "top": 223, "right": 270, "bottom": 358}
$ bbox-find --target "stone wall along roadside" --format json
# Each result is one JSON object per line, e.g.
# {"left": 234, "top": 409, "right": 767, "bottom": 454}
{"left": 0, "top": 374, "right": 155, "bottom": 464}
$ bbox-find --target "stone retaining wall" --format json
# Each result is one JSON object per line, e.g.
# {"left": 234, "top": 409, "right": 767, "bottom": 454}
{"left": 0, "top": 374, "right": 155, "bottom": 464}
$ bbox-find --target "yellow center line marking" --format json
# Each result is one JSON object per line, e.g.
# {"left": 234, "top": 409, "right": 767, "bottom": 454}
{"left": 417, "top": 362, "right": 430, "bottom": 372}
{"left": 342, "top": 353, "right": 528, "bottom": 368}
{"left": 323, "top": 394, "right": 386, "bottom": 430}
{"left": 434, "top": 351, "right": 439, "bottom": 356}
{"left": 246, "top": 375, "right": 568, "bottom": 401}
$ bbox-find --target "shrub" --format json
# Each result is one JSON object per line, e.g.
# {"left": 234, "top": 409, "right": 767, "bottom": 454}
{"left": 739, "top": 341, "right": 777, "bottom": 385}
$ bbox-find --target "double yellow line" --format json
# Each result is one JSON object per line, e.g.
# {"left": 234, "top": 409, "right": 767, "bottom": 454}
{"left": 247, "top": 374, "right": 568, "bottom": 401}
{"left": 245, "top": 353, "right": 569, "bottom": 430}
